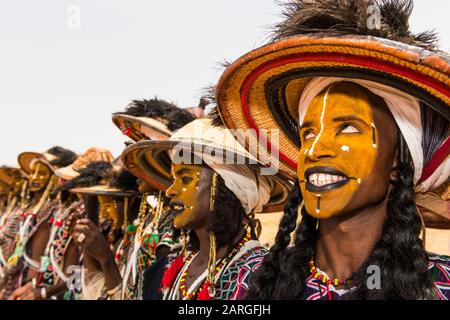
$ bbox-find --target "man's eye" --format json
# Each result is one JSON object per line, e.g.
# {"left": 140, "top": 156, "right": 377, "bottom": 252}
{"left": 339, "top": 124, "right": 360, "bottom": 134}
{"left": 303, "top": 131, "right": 317, "bottom": 140}
{"left": 182, "top": 176, "right": 193, "bottom": 184}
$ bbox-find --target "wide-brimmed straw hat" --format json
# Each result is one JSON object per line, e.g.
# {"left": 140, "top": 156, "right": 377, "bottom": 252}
{"left": 216, "top": 0, "right": 449, "bottom": 182}
{"left": 55, "top": 147, "right": 115, "bottom": 181}
{"left": 0, "top": 166, "right": 26, "bottom": 187}
{"left": 112, "top": 98, "right": 196, "bottom": 142}
{"left": 18, "top": 147, "right": 78, "bottom": 175}
{"left": 112, "top": 114, "right": 173, "bottom": 142}
{"left": 122, "top": 118, "right": 291, "bottom": 213}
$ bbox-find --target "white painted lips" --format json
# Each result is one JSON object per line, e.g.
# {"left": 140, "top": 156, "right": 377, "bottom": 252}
{"left": 308, "top": 173, "right": 347, "bottom": 187}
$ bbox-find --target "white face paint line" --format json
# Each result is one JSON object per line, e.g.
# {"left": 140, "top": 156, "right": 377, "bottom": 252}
{"left": 316, "top": 194, "right": 321, "bottom": 214}
{"left": 308, "top": 86, "right": 333, "bottom": 157}
{"left": 371, "top": 122, "right": 378, "bottom": 148}
{"left": 341, "top": 145, "right": 350, "bottom": 152}
{"left": 304, "top": 148, "right": 309, "bottom": 155}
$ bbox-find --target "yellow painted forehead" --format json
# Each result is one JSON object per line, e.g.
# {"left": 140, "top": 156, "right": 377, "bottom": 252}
{"left": 98, "top": 195, "right": 114, "bottom": 203}
{"left": 30, "top": 161, "right": 51, "bottom": 172}
{"left": 303, "top": 84, "right": 374, "bottom": 125}
{"left": 171, "top": 163, "right": 202, "bottom": 176}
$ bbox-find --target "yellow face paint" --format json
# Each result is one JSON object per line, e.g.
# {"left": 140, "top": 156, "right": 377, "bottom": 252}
{"left": 11, "top": 177, "right": 26, "bottom": 195}
{"left": 98, "top": 195, "right": 123, "bottom": 230}
{"left": 29, "top": 161, "right": 52, "bottom": 192}
{"left": 166, "top": 163, "right": 202, "bottom": 229}
{"left": 297, "top": 84, "right": 378, "bottom": 219}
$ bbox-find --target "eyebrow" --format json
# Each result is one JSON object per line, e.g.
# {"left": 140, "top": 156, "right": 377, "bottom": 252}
{"left": 332, "top": 115, "right": 365, "bottom": 122}
{"left": 300, "top": 115, "right": 367, "bottom": 130}
{"left": 299, "top": 121, "right": 313, "bottom": 130}
{"left": 174, "top": 168, "right": 192, "bottom": 176}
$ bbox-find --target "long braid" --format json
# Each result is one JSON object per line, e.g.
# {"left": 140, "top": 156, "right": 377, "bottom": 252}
{"left": 246, "top": 180, "right": 302, "bottom": 299}
{"left": 351, "top": 134, "right": 435, "bottom": 299}
{"left": 275, "top": 206, "right": 318, "bottom": 299}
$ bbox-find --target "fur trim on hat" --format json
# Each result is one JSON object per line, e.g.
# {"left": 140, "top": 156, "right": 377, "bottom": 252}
{"left": 116, "top": 98, "right": 196, "bottom": 131}
{"left": 110, "top": 168, "right": 139, "bottom": 192}
{"left": 46, "top": 146, "right": 78, "bottom": 168}
{"left": 58, "top": 161, "right": 113, "bottom": 192}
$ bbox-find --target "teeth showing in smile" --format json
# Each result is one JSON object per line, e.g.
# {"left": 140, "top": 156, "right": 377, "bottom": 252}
{"left": 308, "top": 173, "right": 346, "bottom": 187}
{"left": 171, "top": 204, "right": 185, "bottom": 211}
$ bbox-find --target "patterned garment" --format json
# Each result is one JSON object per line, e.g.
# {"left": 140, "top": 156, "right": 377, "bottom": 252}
{"left": 0, "top": 204, "right": 23, "bottom": 265}
{"left": 429, "top": 254, "right": 450, "bottom": 300}
{"left": 160, "top": 240, "right": 267, "bottom": 300}
{"left": 38, "top": 201, "right": 85, "bottom": 293}
{"left": 301, "top": 253, "right": 450, "bottom": 300}
{"left": 0, "top": 200, "right": 60, "bottom": 297}
{"left": 115, "top": 213, "right": 180, "bottom": 300}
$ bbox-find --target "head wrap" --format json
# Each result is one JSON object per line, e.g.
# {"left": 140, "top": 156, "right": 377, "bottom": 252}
{"left": 169, "top": 119, "right": 272, "bottom": 214}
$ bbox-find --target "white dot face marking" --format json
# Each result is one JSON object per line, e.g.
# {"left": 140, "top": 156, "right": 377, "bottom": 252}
{"left": 357, "top": 178, "right": 362, "bottom": 184}
{"left": 341, "top": 145, "right": 350, "bottom": 152}
{"left": 309, "top": 86, "right": 333, "bottom": 157}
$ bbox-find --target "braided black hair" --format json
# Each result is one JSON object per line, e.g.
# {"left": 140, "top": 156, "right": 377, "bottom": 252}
{"left": 246, "top": 135, "right": 435, "bottom": 300}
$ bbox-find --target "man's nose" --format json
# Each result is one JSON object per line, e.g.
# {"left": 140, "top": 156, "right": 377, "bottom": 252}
{"left": 165, "top": 184, "right": 179, "bottom": 199}
{"left": 305, "top": 134, "right": 337, "bottom": 162}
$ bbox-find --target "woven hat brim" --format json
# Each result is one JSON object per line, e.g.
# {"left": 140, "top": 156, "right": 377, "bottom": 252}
{"left": 18, "top": 152, "right": 51, "bottom": 175}
{"left": 54, "top": 166, "right": 80, "bottom": 181}
{"left": 0, "top": 167, "right": 26, "bottom": 186}
{"left": 216, "top": 34, "right": 450, "bottom": 179}
{"left": 112, "top": 114, "right": 172, "bottom": 142}
{"left": 122, "top": 140, "right": 291, "bottom": 213}
{"left": 69, "top": 186, "right": 138, "bottom": 197}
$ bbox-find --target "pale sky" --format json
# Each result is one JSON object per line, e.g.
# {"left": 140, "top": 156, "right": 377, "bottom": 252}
{"left": 1, "top": 0, "right": 449, "bottom": 165}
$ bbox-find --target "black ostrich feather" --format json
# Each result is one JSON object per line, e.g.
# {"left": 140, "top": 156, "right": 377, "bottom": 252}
{"left": 58, "top": 161, "right": 113, "bottom": 192}
{"left": 46, "top": 146, "right": 78, "bottom": 168}
{"left": 272, "top": 0, "right": 439, "bottom": 51}
{"left": 110, "top": 168, "right": 139, "bottom": 192}
{"left": 115, "top": 97, "right": 195, "bottom": 131}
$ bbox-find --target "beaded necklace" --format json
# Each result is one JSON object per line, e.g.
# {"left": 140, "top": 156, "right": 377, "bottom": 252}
{"left": 309, "top": 257, "right": 352, "bottom": 287}
{"left": 179, "top": 231, "right": 251, "bottom": 300}
{"left": 40, "top": 201, "right": 84, "bottom": 287}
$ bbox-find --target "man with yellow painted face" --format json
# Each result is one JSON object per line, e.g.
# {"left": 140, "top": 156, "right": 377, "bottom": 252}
{"left": 0, "top": 167, "right": 28, "bottom": 271}
{"left": 208, "top": 0, "right": 450, "bottom": 300}
{"left": 59, "top": 160, "right": 142, "bottom": 300}
{"left": 122, "top": 115, "right": 290, "bottom": 300}
{"left": 5, "top": 146, "right": 78, "bottom": 300}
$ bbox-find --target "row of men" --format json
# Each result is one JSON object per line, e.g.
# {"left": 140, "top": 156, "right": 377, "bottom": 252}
{"left": 0, "top": 97, "right": 291, "bottom": 300}
{"left": 1, "top": 0, "right": 450, "bottom": 300}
